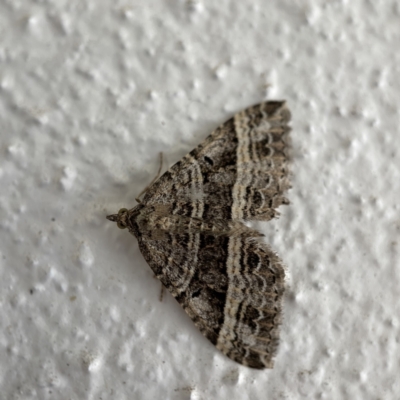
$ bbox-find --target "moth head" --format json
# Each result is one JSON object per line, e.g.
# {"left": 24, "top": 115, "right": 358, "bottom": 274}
{"left": 106, "top": 208, "right": 129, "bottom": 229}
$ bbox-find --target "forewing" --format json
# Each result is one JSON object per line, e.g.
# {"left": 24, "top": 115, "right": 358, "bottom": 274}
{"left": 137, "top": 232, "right": 285, "bottom": 369}
{"left": 141, "top": 101, "right": 291, "bottom": 221}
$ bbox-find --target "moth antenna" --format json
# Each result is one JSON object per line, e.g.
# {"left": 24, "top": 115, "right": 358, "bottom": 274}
{"left": 136, "top": 152, "right": 164, "bottom": 201}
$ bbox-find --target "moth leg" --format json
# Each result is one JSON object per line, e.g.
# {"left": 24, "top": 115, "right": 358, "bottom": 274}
{"left": 136, "top": 152, "right": 163, "bottom": 203}
{"left": 151, "top": 275, "right": 165, "bottom": 302}
{"left": 159, "top": 283, "right": 165, "bottom": 302}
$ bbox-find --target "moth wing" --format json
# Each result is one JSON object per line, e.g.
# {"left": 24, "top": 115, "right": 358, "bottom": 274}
{"left": 137, "top": 232, "right": 284, "bottom": 369}
{"left": 141, "top": 101, "right": 291, "bottom": 221}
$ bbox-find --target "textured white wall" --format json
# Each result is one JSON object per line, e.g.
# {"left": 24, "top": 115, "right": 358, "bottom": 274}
{"left": 1, "top": 0, "right": 399, "bottom": 399}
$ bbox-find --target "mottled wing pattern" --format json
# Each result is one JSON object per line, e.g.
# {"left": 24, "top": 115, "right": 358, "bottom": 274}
{"left": 137, "top": 231, "right": 284, "bottom": 369}
{"left": 115, "top": 101, "right": 291, "bottom": 369}
{"left": 142, "top": 101, "right": 291, "bottom": 221}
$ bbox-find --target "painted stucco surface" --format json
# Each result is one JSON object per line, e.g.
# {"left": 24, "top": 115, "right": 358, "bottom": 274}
{"left": 1, "top": 1, "right": 399, "bottom": 399}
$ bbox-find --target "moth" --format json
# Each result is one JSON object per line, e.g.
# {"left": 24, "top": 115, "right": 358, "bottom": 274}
{"left": 107, "top": 101, "right": 291, "bottom": 369}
